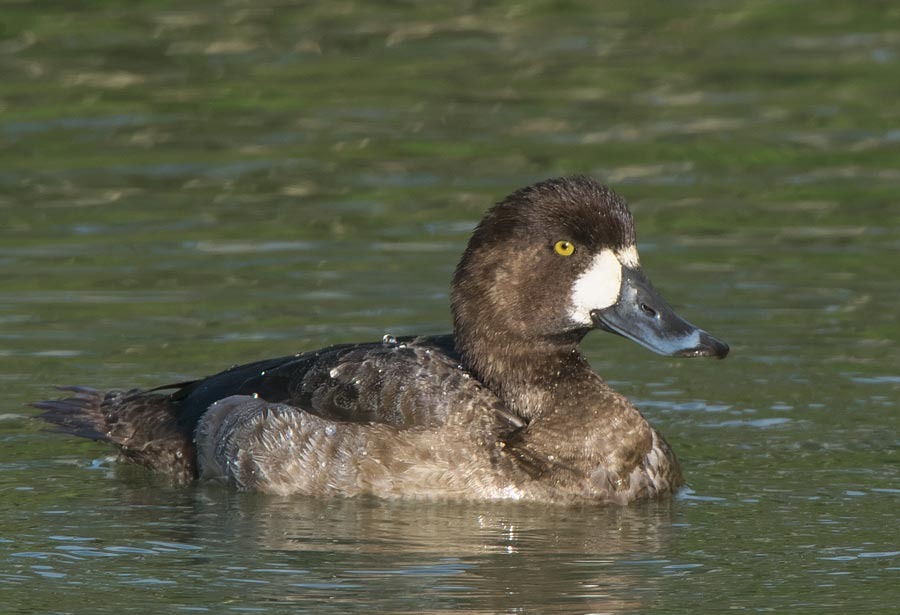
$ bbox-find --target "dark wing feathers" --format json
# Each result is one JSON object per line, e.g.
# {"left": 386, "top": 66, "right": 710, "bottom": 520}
{"left": 173, "top": 335, "right": 468, "bottom": 433}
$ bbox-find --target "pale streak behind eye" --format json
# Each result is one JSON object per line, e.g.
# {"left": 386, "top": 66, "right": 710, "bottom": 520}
{"left": 616, "top": 245, "right": 640, "bottom": 268}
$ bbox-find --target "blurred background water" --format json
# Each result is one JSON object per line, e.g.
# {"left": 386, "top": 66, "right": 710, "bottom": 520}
{"left": 1, "top": 1, "right": 898, "bottom": 613}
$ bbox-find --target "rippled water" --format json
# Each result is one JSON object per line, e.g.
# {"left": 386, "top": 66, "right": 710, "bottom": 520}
{"left": 2, "top": 1, "right": 899, "bottom": 613}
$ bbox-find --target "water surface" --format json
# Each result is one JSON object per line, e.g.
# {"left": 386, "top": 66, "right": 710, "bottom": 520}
{"left": 2, "top": 1, "right": 898, "bottom": 613}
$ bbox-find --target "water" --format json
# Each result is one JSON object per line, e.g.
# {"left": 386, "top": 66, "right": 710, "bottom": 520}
{"left": 2, "top": 1, "right": 899, "bottom": 612}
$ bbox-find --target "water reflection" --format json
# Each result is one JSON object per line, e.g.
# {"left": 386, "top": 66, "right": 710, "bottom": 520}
{"left": 102, "top": 481, "right": 681, "bottom": 613}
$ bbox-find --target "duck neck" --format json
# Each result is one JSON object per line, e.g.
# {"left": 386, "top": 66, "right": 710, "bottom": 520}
{"left": 456, "top": 329, "right": 604, "bottom": 422}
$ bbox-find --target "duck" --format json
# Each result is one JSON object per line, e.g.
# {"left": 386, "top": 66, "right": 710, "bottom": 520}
{"left": 35, "top": 176, "right": 729, "bottom": 504}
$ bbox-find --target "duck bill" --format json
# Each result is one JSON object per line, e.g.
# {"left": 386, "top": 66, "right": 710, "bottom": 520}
{"left": 590, "top": 267, "right": 729, "bottom": 359}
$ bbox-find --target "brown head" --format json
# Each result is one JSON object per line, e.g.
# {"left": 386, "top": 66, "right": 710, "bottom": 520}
{"left": 451, "top": 176, "right": 728, "bottom": 400}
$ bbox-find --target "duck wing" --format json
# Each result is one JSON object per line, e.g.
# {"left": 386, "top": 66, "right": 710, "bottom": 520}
{"left": 169, "top": 334, "right": 522, "bottom": 434}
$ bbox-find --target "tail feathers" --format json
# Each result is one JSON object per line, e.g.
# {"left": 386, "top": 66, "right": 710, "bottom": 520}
{"left": 33, "top": 386, "right": 197, "bottom": 481}
{"left": 33, "top": 386, "right": 123, "bottom": 441}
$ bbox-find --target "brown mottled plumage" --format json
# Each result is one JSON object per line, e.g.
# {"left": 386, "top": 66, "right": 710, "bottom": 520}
{"left": 34, "top": 176, "right": 728, "bottom": 503}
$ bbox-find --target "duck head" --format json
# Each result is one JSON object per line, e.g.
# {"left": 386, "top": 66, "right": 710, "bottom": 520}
{"left": 451, "top": 176, "right": 729, "bottom": 371}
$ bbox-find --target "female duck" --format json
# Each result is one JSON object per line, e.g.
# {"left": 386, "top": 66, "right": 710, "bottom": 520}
{"left": 36, "top": 176, "right": 728, "bottom": 504}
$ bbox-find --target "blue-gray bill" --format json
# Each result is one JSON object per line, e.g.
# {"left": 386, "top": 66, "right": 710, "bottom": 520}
{"left": 590, "top": 267, "right": 729, "bottom": 359}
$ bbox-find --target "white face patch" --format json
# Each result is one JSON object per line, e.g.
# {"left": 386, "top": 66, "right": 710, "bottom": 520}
{"left": 568, "top": 249, "right": 623, "bottom": 325}
{"left": 568, "top": 245, "right": 643, "bottom": 326}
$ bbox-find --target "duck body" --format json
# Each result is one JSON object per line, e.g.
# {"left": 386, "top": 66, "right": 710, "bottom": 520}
{"left": 36, "top": 177, "right": 727, "bottom": 504}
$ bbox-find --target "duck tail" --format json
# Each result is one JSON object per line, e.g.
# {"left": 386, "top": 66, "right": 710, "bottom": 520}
{"left": 32, "top": 386, "right": 116, "bottom": 441}
{"left": 32, "top": 386, "right": 197, "bottom": 481}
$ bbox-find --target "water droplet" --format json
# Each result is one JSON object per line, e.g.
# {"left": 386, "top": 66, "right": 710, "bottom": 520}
{"left": 252, "top": 392, "right": 259, "bottom": 399}
{"left": 324, "top": 425, "right": 337, "bottom": 437}
{"left": 329, "top": 368, "right": 339, "bottom": 378}
{"left": 382, "top": 334, "right": 397, "bottom": 346}
{"left": 260, "top": 370, "right": 266, "bottom": 376}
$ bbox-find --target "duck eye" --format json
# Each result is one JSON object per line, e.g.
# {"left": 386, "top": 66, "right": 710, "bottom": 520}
{"left": 553, "top": 240, "right": 575, "bottom": 256}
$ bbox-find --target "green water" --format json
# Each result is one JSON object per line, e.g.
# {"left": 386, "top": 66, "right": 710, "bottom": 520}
{"left": 2, "top": 1, "right": 898, "bottom": 613}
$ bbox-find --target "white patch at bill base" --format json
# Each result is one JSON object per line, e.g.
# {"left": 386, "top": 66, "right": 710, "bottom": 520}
{"left": 569, "top": 249, "right": 623, "bottom": 325}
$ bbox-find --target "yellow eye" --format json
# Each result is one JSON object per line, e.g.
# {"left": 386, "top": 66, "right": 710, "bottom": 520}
{"left": 553, "top": 240, "right": 575, "bottom": 256}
